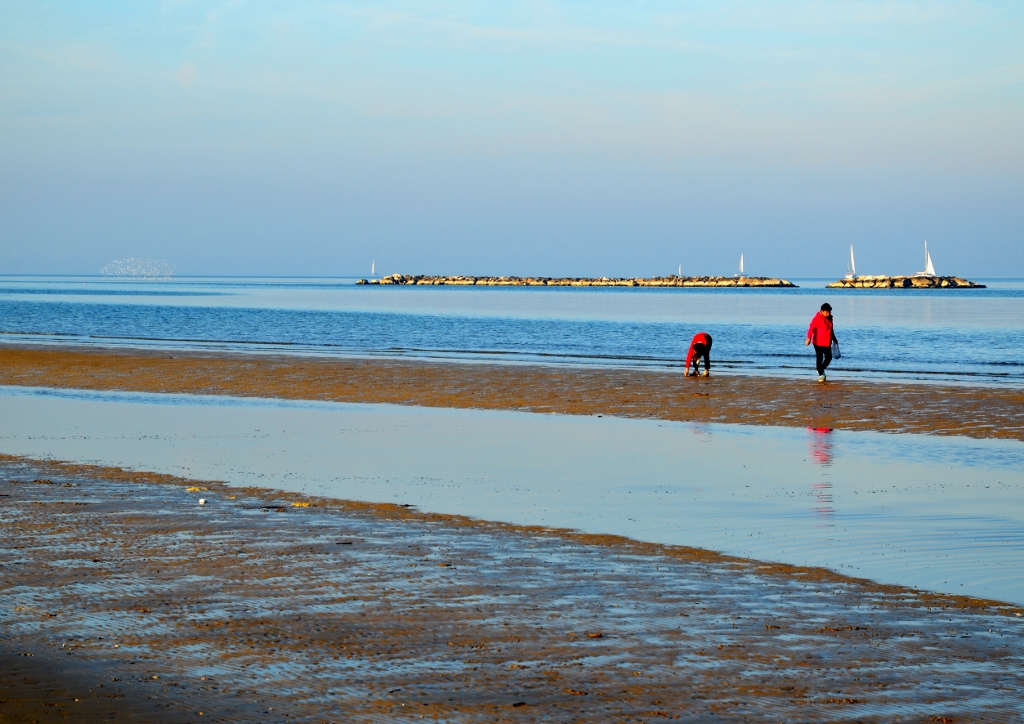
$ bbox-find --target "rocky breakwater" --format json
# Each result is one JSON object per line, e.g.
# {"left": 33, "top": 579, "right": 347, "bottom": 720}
{"left": 358, "top": 274, "right": 797, "bottom": 287}
{"left": 826, "top": 275, "right": 985, "bottom": 289}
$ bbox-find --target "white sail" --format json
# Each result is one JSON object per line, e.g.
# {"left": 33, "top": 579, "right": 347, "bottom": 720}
{"left": 913, "top": 241, "right": 937, "bottom": 277}
{"left": 846, "top": 245, "right": 856, "bottom": 279}
{"left": 738, "top": 254, "right": 744, "bottom": 275}
{"left": 371, "top": 260, "right": 375, "bottom": 275}
{"left": 678, "top": 264, "right": 682, "bottom": 277}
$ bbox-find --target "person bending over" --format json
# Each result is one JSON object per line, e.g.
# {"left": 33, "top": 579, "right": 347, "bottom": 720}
{"left": 685, "top": 332, "right": 713, "bottom": 377}
{"left": 805, "top": 303, "right": 838, "bottom": 382}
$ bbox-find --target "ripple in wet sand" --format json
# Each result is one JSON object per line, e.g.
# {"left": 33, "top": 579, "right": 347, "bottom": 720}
{"left": 2, "top": 457, "right": 1022, "bottom": 722}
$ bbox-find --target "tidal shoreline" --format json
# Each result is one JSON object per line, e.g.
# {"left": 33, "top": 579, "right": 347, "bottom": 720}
{"left": 1, "top": 344, "right": 1022, "bottom": 441}
{"left": 2, "top": 455, "right": 1023, "bottom": 723}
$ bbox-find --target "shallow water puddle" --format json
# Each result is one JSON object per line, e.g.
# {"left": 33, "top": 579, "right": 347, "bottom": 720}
{"left": 2, "top": 385, "right": 1022, "bottom": 604}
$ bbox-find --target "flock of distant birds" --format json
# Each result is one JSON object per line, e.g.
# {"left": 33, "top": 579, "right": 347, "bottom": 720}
{"left": 362, "top": 242, "right": 985, "bottom": 289}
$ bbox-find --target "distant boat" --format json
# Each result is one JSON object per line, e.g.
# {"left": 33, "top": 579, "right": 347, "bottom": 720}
{"left": 371, "top": 260, "right": 375, "bottom": 276}
{"left": 913, "top": 241, "right": 937, "bottom": 277}
{"left": 678, "top": 264, "right": 682, "bottom": 277}
{"left": 735, "top": 254, "right": 744, "bottom": 277}
{"left": 845, "top": 245, "right": 856, "bottom": 280}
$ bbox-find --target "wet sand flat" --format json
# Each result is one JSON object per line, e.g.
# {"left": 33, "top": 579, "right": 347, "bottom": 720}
{"left": 2, "top": 456, "right": 1024, "bottom": 723}
{"left": 2, "top": 344, "right": 1023, "bottom": 441}
{"left": 4, "top": 387, "right": 1024, "bottom": 603}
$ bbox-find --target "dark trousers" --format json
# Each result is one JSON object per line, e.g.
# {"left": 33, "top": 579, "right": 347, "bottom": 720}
{"left": 690, "top": 343, "right": 710, "bottom": 373}
{"left": 814, "top": 344, "right": 832, "bottom": 375}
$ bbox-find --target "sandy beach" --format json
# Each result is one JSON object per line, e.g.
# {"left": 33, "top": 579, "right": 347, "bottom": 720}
{"left": 2, "top": 454, "right": 1023, "bottom": 723}
{"left": 2, "top": 344, "right": 1022, "bottom": 441}
{"left": 3, "top": 344, "right": 1024, "bottom": 721}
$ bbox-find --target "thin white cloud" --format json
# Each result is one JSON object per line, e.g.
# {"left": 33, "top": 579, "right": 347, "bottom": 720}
{"left": 176, "top": 61, "right": 198, "bottom": 87}
{"left": 327, "top": 5, "right": 713, "bottom": 51}
{"left": 13, "top": 41, "right": 114, "bottom": 72}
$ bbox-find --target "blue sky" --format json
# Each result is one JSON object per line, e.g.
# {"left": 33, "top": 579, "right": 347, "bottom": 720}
{"left": 1, "top": 1, "right": 1022, "bottom": 277}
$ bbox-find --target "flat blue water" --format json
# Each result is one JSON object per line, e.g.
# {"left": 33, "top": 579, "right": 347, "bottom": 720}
{"left": 2, "top": 386, "right": 1022, "bottom": 604}
{"left": 1, "top": 276, "right": 1023, "bottom": 384}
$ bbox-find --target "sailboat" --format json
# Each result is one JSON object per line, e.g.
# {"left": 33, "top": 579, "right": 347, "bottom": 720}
{"left": 678, "top": 264, "right": 682, "bottom": 278}
{"left": 845, "top": 245, "right": 856, "bottom": 280}
{"left": 735, "top": 254, "right": 744, "bottom": 277}
{"left": 371, "top": 260, "right": 376, "bottom": 276}
{"left": 913, "top": 241, "right": 936, "bottom": 277}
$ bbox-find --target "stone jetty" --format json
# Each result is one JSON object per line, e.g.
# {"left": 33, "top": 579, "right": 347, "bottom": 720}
{"left": 358, "top": 274, "right": 796, "bottom": 287}
{"left": 826, "top": 275, "right": 985, "bottom": 289}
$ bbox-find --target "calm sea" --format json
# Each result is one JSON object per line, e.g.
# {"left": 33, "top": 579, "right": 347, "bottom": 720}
{"left": 1, "top": 276, "right": 1022, "bottom": 385}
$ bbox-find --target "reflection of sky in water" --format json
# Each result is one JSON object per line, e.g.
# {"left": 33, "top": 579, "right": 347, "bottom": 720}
{"left": 2, "top": 385, "right": 1023, "bottom": 604}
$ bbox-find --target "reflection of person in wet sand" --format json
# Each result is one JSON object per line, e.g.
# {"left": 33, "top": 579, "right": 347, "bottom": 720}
{"left": 807, "top": 426, "right": 834, "bottom": 466}
{"left": 685, "top": 332, "right": 712, "bottom": 377}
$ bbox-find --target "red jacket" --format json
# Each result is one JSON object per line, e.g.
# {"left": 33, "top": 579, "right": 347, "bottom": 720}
{"left": 685, "top": 332, "right": 712, "bottom": 369}
{"left": 807, "top": 312, "right": 835, "bottom": 347}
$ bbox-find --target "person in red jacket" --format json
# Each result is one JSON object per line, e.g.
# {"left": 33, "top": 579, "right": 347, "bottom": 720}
{"left": 685, "top": 332, "right": 713, "bottom": 377}
{"left": 805, "top": 303, "right": 838, "bottom": 382}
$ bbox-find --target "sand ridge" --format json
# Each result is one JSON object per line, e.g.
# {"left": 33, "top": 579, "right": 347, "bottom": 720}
{"left": 1, "top": 344, "right": 1022, "bottom": 441}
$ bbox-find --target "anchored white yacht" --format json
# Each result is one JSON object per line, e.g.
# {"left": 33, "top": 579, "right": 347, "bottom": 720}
{"left": 913, "top": 241, "right": 937, "bottom": 278}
